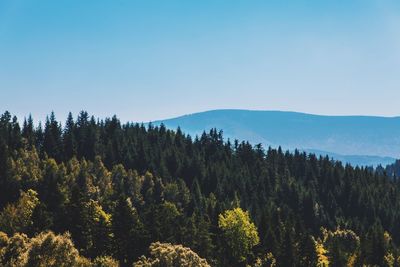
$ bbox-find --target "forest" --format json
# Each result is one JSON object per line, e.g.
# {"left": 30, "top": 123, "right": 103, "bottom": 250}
{"left": 1, "top": 110, "right": 400, "bottom": 266}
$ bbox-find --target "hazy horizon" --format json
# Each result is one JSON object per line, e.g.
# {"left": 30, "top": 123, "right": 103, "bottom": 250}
{"left": 4, "top": 108, "right": 400, "bottom": 126}
{"left": 1, "top": 0, "right": 400, "bottom": 122}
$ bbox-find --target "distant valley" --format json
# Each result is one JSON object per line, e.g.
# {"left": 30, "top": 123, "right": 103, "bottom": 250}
{"left": 150, "top": 109, "right": 400, "bottom": 167}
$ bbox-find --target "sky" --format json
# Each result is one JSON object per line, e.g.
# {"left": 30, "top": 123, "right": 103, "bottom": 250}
{"left": 1, "top": 0, "right": 400, "bottom": 123}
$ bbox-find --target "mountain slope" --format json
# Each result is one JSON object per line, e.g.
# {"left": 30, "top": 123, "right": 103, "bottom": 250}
{"left": 150, "top": 109, "right": 400, "bottom": 166}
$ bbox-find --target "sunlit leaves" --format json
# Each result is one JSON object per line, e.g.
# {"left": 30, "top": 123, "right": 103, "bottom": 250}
{"left": 0, "top": 189, "right": 39, "bottom": 235}
{"left": 218, "top": 207, "right": 259, "bottom": 263}
{"left": 134, "top": 242, "right": 210, "bottom": 267}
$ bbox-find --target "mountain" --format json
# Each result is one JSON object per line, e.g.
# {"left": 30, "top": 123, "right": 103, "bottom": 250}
{"left": 150, "top": 109, "right": 400, "bottom": 166}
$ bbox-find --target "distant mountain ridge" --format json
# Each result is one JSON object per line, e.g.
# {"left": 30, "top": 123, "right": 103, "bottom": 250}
{"left": 149, "top": 109, "right": 400, "bottom": 167}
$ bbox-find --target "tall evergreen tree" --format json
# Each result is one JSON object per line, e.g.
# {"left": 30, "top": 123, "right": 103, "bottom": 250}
{"left": 43, "top": 112, "right": 62, "bottom": 161}
{"left": 63, "top": 112, "right": 77, "bottom": 160}
{"left": 112, "top": 197, "right": 148, "bottom": 266}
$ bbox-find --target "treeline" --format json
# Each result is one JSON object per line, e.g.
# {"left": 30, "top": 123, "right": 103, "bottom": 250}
{"left": 382, "top": 160, "right": 400, "bottom": 180}
{"left": 1, "top": 111, "right": 400, "bottom": 266}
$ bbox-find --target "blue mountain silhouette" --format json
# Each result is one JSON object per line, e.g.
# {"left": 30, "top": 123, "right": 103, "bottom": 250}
{"left": 150, "top": 109, "right": 400, "bottom": 166}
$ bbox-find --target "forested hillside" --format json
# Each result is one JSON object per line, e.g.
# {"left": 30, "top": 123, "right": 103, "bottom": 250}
{"left": 151, "top": 109, "right": 400, "bottom": 166}
{"left": 1, "top": 111, "right": 400, "bottom": 266}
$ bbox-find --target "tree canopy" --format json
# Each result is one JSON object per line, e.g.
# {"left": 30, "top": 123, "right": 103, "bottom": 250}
{"left": 218, "top": 207, "right": 259, "bottom": 264}
{"left": 1, "top": 111, "right": 400, "bottom": 266}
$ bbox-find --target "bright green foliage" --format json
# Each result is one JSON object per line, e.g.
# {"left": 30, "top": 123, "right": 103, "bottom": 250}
{"left": 0, "top": 189, "right": 39, "bottom": 235}
{"left": 91, "top": 157, "right": 113, "bottom": 207}
{"left": 133, "top": 242, "right": 210, "bottom": 267}
{"left": 218, "top": 207, "right": 260, "bottom": 263}
{"left": 81, "top": 199, "right": 113, "bottom": 257}
{"left": 154, "top": 201, "right": 181, "bottom": 242}
{"left": 163, "top": 180, "right": 190, "bottom": 211}
{"left": 9, "top": 148, "right": 42, "bottom": 187}
{"left": 111, "top": 165, "right": 143, "bottom": 205}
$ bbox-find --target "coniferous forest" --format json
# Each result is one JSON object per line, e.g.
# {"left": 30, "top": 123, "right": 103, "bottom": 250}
{"left": 1, "top": 110, "right": 400, "bottom": 266}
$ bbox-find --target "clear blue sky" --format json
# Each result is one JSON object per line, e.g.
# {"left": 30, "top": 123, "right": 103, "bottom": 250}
{"left": 1, "top": 0, "right": 399, "bottom": 123}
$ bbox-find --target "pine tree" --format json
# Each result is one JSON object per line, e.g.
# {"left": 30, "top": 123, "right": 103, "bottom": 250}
{"left": 112, "top": 197, "right": 148, "bottom": 266}
{"left": 43, "top": 112, "right": 62, "bottom": 161}
{"left": 298, "top": 234, "right": 318, "bottom": 267}
{"left": 22, "top": 114, "right": 35, "bottom": 148}
{"left": 63, "top": 112, "right": 77, "bottom": 160}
